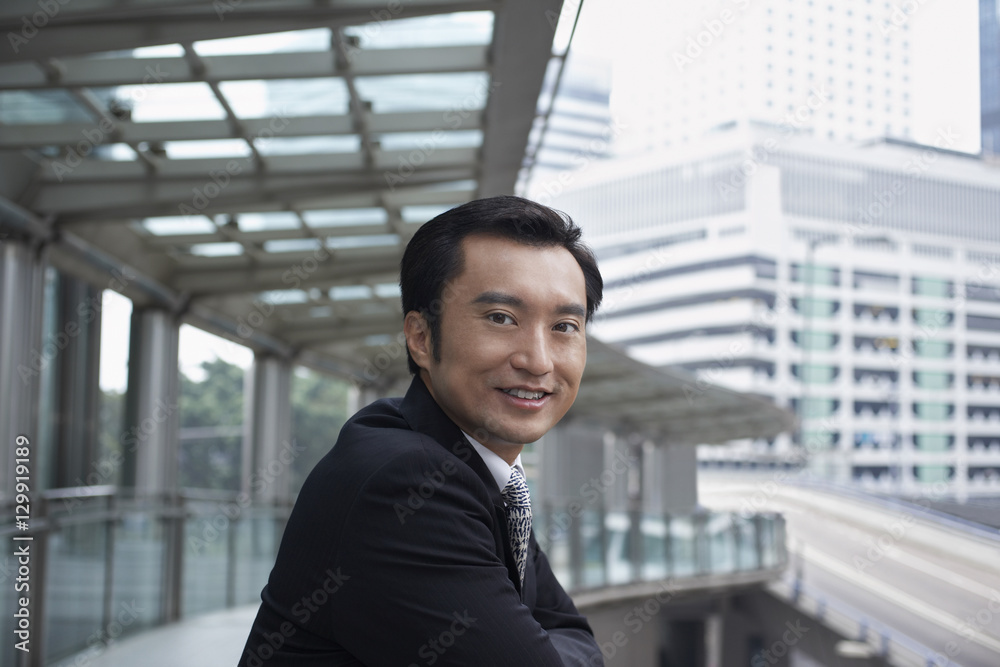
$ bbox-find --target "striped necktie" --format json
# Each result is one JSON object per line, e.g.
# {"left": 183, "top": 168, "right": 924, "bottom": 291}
{"left": 500, "top": 466, "right": 532, "bottom": 587}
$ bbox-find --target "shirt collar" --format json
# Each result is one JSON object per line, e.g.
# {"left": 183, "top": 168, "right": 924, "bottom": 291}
{"left": 463, "top": 432, "right": 523, "bottom": 492}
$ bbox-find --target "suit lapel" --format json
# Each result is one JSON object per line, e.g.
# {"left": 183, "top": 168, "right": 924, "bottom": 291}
{"left": 398, "top": 376, "right": 524, "bottom": 596}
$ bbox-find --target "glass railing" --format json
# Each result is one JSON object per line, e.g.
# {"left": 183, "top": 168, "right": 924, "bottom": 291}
{"left": 539, "top": 506, "right": 787, "bottom": 593}
{"left": 2, "top": 490, "right": 787, "bottom": 666}
{"left": 0, "top": 487, "right": 291, "bottom": 667}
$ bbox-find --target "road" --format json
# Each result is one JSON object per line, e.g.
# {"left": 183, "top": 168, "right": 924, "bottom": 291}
{"left": 700, "top": 475, "right": 1000, "bottom": 667}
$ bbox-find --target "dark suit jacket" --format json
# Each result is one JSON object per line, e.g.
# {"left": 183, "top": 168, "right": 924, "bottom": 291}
{"left": 239, "top": 376, "right": 602, "bottom": 666}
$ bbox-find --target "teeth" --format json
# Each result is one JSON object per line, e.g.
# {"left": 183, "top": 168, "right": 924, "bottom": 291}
{"left": 505, "top": 388, "right": 544, "bottom": 400}
{"left": 504, "top": 389, "right": 545, "bottom": 400}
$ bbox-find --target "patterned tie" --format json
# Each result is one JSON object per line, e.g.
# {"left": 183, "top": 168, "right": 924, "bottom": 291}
{"left": 500, "top": 466, "right": 532, "bottom": 587}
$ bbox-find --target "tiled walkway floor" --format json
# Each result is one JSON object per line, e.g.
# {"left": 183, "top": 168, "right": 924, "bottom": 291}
{"left": 51, "top": 605, "right": 258, "bottom": 667}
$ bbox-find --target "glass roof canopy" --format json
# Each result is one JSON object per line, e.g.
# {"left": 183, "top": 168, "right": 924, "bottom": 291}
{"left": 0, "top": 0, "right": 794, "bottom": 443}
{"left": 0, "top": 0, "right": 567, "bottom": 381}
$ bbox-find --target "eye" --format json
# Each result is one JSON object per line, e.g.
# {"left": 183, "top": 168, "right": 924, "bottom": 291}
{"left": 488, "top": 312, "right": 514, "bottom": 325}
{"left": 553, "top": 322, "right": 581, "bottom": 333}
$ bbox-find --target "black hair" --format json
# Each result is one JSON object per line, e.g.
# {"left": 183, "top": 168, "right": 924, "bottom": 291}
{"left": 400, "top": 195, "right": 603, "bottom": 375}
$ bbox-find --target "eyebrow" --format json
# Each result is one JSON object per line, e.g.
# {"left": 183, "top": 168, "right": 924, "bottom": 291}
{"left": 472, "top": 290, "right": 586, "bottom": 318}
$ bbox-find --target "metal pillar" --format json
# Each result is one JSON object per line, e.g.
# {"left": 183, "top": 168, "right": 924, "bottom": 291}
{"left": 242, "top": 353, "right": 293, "bottom": 503}
{"left": 121, "top": 306, "right": 181, "bottom": 623}
{"left": 0, "top": 240, "right": 46, "bottom": 497}
{"left": 52, "top": 273, "right": 103, "bottom": 489}
{"left": 1, "top": 239, "right": 47, "bottom": 667}
{"left": 122, "top": 307, "right": 181, "bottom": 495}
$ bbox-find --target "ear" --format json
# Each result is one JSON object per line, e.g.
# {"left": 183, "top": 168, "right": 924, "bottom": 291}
{"left": 404, "top": 310, "right": 433, "bottom": 371}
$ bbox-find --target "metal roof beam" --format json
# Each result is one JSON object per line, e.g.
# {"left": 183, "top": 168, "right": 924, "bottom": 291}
{"left": 170, "top": 256, "right": 402, "bottom": 295}
{"left": 477, "top": 0, "right": 562, "bottom": 196}
{"left": 0, "top": 1, "right": 495, "bottom": 63}
{"left": 0, "top": 46, "right": 490, "bottom": 89}
{"left": 0, "top": 111, "right": 484, "bottom": 149}
{"left": 49, "top": 178, "right": 474, "bottom": 222}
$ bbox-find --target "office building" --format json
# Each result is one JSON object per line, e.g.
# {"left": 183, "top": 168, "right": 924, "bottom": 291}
{"left": 544, "top": 124, "right": 1000, "bottom": 500}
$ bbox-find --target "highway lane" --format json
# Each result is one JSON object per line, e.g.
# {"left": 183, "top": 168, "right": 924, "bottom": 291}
{"left": 700, "top": 477, "right": 1000, "bottom": 667}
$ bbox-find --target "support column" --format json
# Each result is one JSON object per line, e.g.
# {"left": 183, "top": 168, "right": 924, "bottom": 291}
{"left": 242, "top": 353, "right": 293, "bottom": 503}
{"left": 0, "top": 240, "right": 46, "bottom": 497}
{"left": 122, "top": 307, "right": 180, "bottom": 624}
{"left": 0, "top": 239, "right": 47, "bottom": 667}
{"left": 646, "top": 442, "right": 699, "bottom": 516}
{"left": 539, "top": 421, "right": 612, "bottom": 588}
{"left": 122, "top": 307, "right": 181, "bottom": 496}
{"left": 52, "top": 273, "right": 103, "bottom": 489}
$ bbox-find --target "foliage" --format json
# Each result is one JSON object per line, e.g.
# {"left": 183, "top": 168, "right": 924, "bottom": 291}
{"left": 290, "top": 367, "right": 350, "bottom": 493}
{"left": 99, "top": 357, "right": 350, "bottom": 494}
{"left": 178, "top": 357, "right": 245, "bottom": 490}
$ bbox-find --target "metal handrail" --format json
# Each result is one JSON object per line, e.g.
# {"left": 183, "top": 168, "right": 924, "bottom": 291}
{"left": 0, "top": 486, "right": 294, "bottom": 667}
{"left": 773, "top": 575, "right": 960, "bottom": 667}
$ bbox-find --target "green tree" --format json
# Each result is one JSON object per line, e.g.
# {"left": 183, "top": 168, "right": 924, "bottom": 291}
{"left": 178, "top": 358, "right": 244, "bottom": 490}
{"left": 290, "top": 368, "right": 350, "bottom": 494}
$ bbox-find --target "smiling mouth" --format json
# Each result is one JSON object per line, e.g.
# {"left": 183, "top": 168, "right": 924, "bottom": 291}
{"left": 501, "top": 388, "right": 548, "bottom": 400}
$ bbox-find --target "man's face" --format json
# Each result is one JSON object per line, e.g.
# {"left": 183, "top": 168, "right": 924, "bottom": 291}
{"left": 405, "top": 234, "right": 588, "bottom": 458}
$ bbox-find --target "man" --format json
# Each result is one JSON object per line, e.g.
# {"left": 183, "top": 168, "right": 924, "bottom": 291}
{"left": 240, "top": 196, "right": 604, "bottom": 666}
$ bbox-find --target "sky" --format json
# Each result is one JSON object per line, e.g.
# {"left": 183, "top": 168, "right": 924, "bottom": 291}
{"left": 98, "top": 0, "right": 985, "bottom": 392}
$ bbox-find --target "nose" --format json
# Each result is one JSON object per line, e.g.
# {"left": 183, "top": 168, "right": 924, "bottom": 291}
{"left": 511, "top": 326, "right": 554, "bottom": 376}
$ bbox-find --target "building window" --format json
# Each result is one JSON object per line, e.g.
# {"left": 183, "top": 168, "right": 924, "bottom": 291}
{"left": 793, "top": 363, "right": 838, "bottom": 384}
{"left": 914, "top": 434, "right": 952, "bottom": 451}
{"left": 793, "top": 330, "right": 838, "bottom": 350}
{"left": 913, "top": 277, "right": 952, "bottom": 298}
{"left": 913, "top": 402, "right": 953, "bottom": 421}
{"left": 913, "top": 340, "right": 952, "bottom": 359}
{"left": 913, "top": 371, "right": 952, "bottom": 390}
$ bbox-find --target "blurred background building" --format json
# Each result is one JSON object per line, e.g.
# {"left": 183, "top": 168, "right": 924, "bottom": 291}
{"left": 1, "top": 1, "right": 999, "bottom": 666}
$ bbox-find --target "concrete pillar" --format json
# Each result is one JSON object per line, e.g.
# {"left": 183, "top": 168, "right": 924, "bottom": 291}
{"left": 0, "top": 240, "right": 46, "bottom": 497}
{"left": 242, "top": 353, "right": 293, "bottom": 503}
{"left": 540, "top": 421, "right": 612, "bottom": 508}
{"left": 646, "top": 442, "right": 700, "bottom": 516}
{"left": 122, "top": 307, "right": 180, "bottom": 496}
{"left": 540, "top": 421, "right": 613, "bottom": 588}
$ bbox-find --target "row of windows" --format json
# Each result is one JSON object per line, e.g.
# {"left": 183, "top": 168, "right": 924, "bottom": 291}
{"left": 850, "top": 467, "right": 1000, "bottom": 483}
{"left": 793, "top": 398, "right": 1000, "bottom": 421}
{"left": 798, "top": 432, "right": 1000, "bottom": 453}
{"left": 792, "top": 267, "right": 1000, "bottom": 301}
{"left": 791, "top": 366, "right": 1000, "bottom": 390}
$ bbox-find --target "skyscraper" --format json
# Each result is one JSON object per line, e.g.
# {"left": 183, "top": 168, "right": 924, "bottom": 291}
{"left": 545, "top": 124, "right": 1000, "bottom": 500}
{"left": 612, "top": 0, "right": 915, "bottom": 154}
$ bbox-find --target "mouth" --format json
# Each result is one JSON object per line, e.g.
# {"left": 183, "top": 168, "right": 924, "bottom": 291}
{"left": 500, "top": 387, "right": 550, "bottom": 400}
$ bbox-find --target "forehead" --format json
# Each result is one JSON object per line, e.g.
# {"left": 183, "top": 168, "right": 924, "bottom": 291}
{"left": 453, "top": 234, "right": 587, "bottom": 305}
